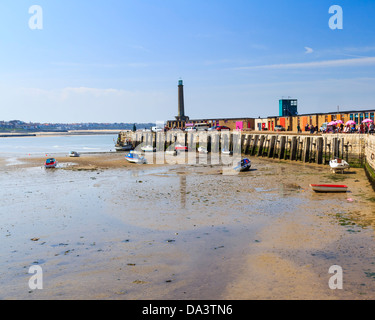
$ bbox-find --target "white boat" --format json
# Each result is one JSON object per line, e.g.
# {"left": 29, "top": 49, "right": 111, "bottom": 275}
{"left": 222, "top": 148, "right": 232, "bottom": 155}
{"left": 329, "top": 158, "right": 350, "bottom": 173}
{"left": 165, "top": 150, "right": 177, "bottom": 156}
{"left": 125, "top": 151, "right": 146, "bottom": 164}
{"left": 233, "top": 158, "right": 251, "bottom": 172}
{"left": 45, "top": 158, "right": 57, "bottom": 169}
{"left": 310, "top": 184, "right": 348, "bottom": 193}
{"left": 198, "top": 146, "right": 208, "bottom": 154}
{"left": 69, "top": 151, "right": 80, "bottom": 157}
{"left": 141, "top": 145, "right": 156, "bottom": 152}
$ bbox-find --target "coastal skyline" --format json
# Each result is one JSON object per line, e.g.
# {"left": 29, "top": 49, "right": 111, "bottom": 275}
{"left": 1, "top": 1, "right": 375, "bottom": 123}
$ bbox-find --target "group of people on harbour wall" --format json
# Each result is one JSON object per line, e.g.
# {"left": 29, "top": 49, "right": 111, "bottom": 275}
{"left": 298, "top": 120, "right": 374, "bottom": 135}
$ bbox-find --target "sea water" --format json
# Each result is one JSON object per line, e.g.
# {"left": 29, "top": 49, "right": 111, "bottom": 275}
{"left": 0, "top": 134, "right": 118, "bottom": 157}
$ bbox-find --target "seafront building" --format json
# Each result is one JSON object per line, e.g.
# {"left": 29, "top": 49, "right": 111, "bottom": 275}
{"left": 267, "top": 109, "right": 375, "bottom": 132}
{"left": 166, "top": 80, "right": 375, "bottom": 132}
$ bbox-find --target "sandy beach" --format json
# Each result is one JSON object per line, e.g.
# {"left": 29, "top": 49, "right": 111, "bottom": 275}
{"left": 1, "top": 152, "right": 375, "bottom": 300}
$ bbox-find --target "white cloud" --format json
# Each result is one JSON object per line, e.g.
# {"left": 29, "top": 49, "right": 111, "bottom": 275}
{"left": 235, "top": 56, "right": 375, "bottom": 70}
{"left": 304, "top": 47, "right": 314, "bottom": 54}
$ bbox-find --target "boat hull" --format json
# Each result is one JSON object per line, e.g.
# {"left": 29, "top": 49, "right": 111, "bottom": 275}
{"left": 45, "top": 158, "right": 57, "bottom": 168}
{"left": 115, "top": 144, "right": 132, "bottom": 152}
{"left": 125, "top": 152, "right": 146, "bottom": 164}
{"left": 44, "top": 164, "right": 57, "bottom": 168}
{"left": 69, "top": 152, "right": 80, "bottom": 157}
{"left": 165, "top": 150, "right": 177, "bottom": 156}
{"left": 198, "top": 147, "right": 208, "bottom": 154}
{"left": 234, "top": 158, "right": 251, "bottom": 172}
{"left": 141, "top": 146, "right": 156, "bottom": 152}
{"left": 310, "top": 184, "right": 348, "bottom": 193}
{"left": 329, "top": 159, "right": 350, "bottom": 173}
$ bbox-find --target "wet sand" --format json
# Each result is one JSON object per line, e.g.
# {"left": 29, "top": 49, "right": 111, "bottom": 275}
{"left": 1, "top": 153, "right": 375, "bottom": 300}
{"left": 17, "top": 152, "right": 155, "bottom": 171}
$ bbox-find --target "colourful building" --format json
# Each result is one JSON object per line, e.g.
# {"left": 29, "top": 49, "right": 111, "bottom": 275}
{"left": 266, "top": 109, "right": 375, "bottom": 132}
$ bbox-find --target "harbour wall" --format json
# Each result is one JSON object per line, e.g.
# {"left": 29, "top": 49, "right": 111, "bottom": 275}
{"left": 365, "top": 135, "right": 375, "bottom": 187}
{"left": 119, "top": 131, "right": 375, "bottom": 172}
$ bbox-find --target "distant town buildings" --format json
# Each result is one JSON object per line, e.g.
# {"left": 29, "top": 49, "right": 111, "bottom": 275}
{"left": 0, "top": 121, "right": 154, "bottom": 132}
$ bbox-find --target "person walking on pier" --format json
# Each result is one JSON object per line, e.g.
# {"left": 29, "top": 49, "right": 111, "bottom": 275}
{"left": 370, "top": 122, "right": 374, "bottom": 134}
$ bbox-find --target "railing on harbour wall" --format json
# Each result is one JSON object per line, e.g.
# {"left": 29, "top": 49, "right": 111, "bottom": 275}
{"left": 118, "top": 130, "right": 375, "bottom": 173}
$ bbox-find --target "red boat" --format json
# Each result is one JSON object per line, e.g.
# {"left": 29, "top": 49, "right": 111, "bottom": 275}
{"left": 175, "top": 144, "right": 188, "bottom": 151}
{"left": 44, "top": 158, "right": 57, "bottom": 169}
{"left": 310, "top": 184, "right": 348, "bottom": 193}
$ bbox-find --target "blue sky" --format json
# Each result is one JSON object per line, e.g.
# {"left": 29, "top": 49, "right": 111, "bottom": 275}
{"left": 0, "top": 0, "right": 375, "bottom": 123}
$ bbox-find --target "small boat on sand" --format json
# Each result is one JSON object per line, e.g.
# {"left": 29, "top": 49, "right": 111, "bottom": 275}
{"left": 198, "top": 146, "right": 208, "bottom": 154}
{"left": 69, "top": 151, "right": 80, "bottom": 157}
{"left": 310, "top": 184, "right": 348, "bottom": 193}
{"left": 175, "top": 144, "right": 188, "bottom": 151}
{"left": 165, "top": 150, "right": 177, "bottom": 156}
{"left": 234, "top": 158, "right": 251, "bottom": 172}
{"left": 115, "top": 139, "right": 133, "bottom": 152}
{"left": 329, "top": 158, "right": 350, "bottom": 173}
{"left": 45, "top": 158, "right": 57, "bottom": 168}
{"left": 125, "top": 151, "right": 146, "bottom": 164}
{"left": 141, "top": 145, "right": 156, "bottom": 152}
{"left": 115, "top": 145, "right": 132, "bottom": 152}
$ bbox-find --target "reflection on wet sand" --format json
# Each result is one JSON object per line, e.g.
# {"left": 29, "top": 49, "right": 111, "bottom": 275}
{"left": 180, "top": 175, "right": 186, "bottom": 209}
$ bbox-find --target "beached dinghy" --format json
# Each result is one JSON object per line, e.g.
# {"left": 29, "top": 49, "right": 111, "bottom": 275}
{"left": 141, "top": 145, "right": 156, "bottom": 152}
{"left": 175, "top": 144, "right": 188, "bottom": 152}
{"left": 165, "top": 150, "right": 177, "bottom": 156}
{"left": 45, "top": 158, "right": 57, "bottom": 168}
{"left": 69, "top": 151, "right": 80, "bottom": 157}
{"left": 233, "top": 158, "right": 251, "bottom": 172}
{"left": 125, "top": 151, "right": 146, "bottom": 164}
{"left": 198, "top": 146, "right": 208, "bottom": 154}
{"left": 115, "top": 144, "right": 132, "bottom": 152}
{"left": 310, "top": 184, "right": 348, "bottom": 193}
{"left": 221, "top": 148, "right": 232, "bottom": 155}
{"left": 115, "top": 139, "right": 133, "bottom": 152}
{"left": 329, "top": 158, "right": 350, "bottom": 173}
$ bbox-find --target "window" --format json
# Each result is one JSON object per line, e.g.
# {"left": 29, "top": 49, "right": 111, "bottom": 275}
{"left": 360, "top": 113, "right": 364, "bottom": 123}
{"left": 350, "top": 114, "right": 354, "bottom": 121}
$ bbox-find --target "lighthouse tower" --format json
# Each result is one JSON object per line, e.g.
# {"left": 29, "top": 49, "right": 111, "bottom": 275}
{"left": 175, "top": 79, "right": 189, "bottom": 123}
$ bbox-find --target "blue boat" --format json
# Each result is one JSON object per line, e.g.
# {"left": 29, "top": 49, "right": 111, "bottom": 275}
{"left": 125, "top": 151, "right": 146, "bottom": 164}
{"left": 234, "top": 158, "right": 251, "bottom": 172}
{"left": 45, "top": 158, "right": 57, "bottom": 168}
